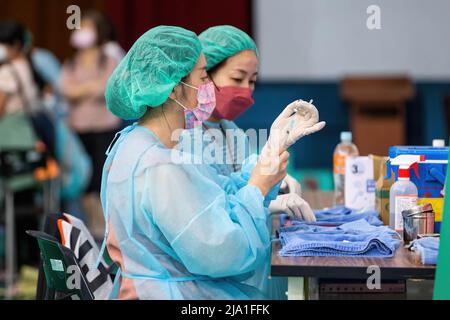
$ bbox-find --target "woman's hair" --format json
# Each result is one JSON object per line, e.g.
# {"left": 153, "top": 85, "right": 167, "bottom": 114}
{"left": 206, "top": 60, "right": 225, "bottom": 91}
{"left": 0, "top": 20, "right": 27, "bottom": 47}
{"left": 207, "top": 60, "right": 226, "bottom": 79}
{"left": 0, "top": 20, "right": 47, "bottom": 92}
{"left": 82, "top": 10, "right": 117, "bottom": 46}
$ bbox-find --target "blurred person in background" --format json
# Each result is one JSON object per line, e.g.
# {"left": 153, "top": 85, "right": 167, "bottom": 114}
{"left": 26, "top": 31, "right": 92, "bottom": 222}
{"left": 0, "top": 21, "right": 47, "bottom": 140}
{"left": 0, "top": 20, "right": 50, "bottom": 268}
{"left": 61, "top": 10, "right": 121, "bottom": 238}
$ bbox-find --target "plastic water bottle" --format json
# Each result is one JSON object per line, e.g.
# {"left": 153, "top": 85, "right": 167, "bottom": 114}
{"left": 333, "top": 131, "right": 359, "bottom": 205}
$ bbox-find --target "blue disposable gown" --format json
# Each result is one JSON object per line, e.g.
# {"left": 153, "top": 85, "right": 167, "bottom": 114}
{"left": 178, "top": 120, "right": 288, "bottom": 300}
{"left": 100, "top": 124, "right": 276, "bottom": 299}
{"left": 202, "top": 120, "right": 254, "bottom": 176}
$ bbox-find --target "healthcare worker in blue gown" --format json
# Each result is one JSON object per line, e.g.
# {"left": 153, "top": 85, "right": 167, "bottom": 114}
{"left": 198, "top": 26, "right": 317, "bottom": 220}
{"left": 193, "top": 26, "right": 323, "bottom": 299}
{"left": 100, "top": 26, "right": 325, "bottom": 300}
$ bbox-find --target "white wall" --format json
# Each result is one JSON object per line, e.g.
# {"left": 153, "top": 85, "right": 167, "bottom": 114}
{"left": 254, "top": 0, "right": 450, "bottom": 80}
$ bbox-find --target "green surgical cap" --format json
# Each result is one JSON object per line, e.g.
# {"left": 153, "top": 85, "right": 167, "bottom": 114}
{"left": 199, "top": 25, "right": 258, "bottom": 71}
{"left": 105, "top": 26, "right": 202, "bottom": 120}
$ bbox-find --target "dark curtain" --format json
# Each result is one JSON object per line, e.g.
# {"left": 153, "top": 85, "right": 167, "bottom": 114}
{"left": 105, "top": 0, "right": 253, "bottom": 51}
{"left": 0, "top": 0, "right": 253, "bottom": 65}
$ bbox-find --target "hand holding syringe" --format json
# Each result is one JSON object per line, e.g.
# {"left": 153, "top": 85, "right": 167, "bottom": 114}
{"left": 266, "top": 99, "right": 326, "bottom": 152}
{"left": 258, "top": 99, "right": 325, "bottom": 176}
{"left": 290, "top": 99, "right": 316, "bottom": 129}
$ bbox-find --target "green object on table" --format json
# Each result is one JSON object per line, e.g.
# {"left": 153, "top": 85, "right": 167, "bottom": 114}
{"left": 434, "top": 144, "right": 450, "bottom": 300}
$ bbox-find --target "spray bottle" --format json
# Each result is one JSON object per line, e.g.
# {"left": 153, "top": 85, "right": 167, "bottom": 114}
{"left": 389, "top": 155, "right": 424, "bottom": 236}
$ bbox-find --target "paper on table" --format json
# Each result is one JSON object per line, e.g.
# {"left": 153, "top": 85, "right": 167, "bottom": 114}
{"left": 345, "top": 156, "right": 376, "bottom": 211}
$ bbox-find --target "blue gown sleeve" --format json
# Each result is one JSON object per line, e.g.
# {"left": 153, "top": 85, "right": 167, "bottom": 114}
{"left": 220, "top": 154, "right": 281, "bottom": 207}
{"left": 178, "top": 127, "right": 280, "bottom": 206}
{"left": 143, "top": 163, "right": 271, "bottom": 278}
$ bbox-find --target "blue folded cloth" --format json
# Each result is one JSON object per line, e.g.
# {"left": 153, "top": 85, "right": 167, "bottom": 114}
{"left": 314, "top": 206, "right": 384, "bottom": 226}
{"left": 278, "top": 219, "right": 401, "bottom": 258}
{"left": 279, "top": 206, "right": 384, "bottom": 227}
{"left": 409, "top": 237, "right": 440, "bottom": 265}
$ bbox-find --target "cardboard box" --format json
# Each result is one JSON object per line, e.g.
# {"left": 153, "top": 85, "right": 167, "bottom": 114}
{"left": 373, "top": 155, "right": 394, "bottom": 225}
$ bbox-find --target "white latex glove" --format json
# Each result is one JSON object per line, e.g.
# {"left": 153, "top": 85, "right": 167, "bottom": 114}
{"left": 269, "top": 193, "right": 316, "bottom": 222}
{"left": 280, "top": 174, "right": 302, "bottom": 196}
{"left": 266, "top": 99, "right": 326, "bottom": 152}
{"left": 259, "top": 99, "right": 325, "bottom": 176}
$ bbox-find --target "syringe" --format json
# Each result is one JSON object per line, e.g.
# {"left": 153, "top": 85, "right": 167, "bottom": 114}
{"left": 293, "top": 99, "right": 313, "bottom": 113}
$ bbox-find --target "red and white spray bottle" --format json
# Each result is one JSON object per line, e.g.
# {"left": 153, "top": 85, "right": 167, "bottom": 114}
{"left": 389, "top": 155, "right": 424, "bottom": 236}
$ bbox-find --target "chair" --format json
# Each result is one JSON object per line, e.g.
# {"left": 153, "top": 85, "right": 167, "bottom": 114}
{"left": 0, "top": 148, "right": 48, "bottom": 299}
{"left": 26, "top": 230, "right": 94, "bottom": 300}
{"left": 30, "top": 212, "right": 118, "bottom": 300}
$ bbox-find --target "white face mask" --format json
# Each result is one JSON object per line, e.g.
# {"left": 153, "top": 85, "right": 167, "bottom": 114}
{"left": 70, "top": 29, "right": 97, "bottom": 50}
{"left": 0, "top": 45, "right": 8, "bottom": 63}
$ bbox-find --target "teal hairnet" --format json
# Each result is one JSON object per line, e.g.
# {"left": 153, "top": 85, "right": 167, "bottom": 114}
{"left": 105, "top": 26, "right": 202, "bottom": 120}
{"left": 199, "top": 25, "right": 258, "bottom": 71}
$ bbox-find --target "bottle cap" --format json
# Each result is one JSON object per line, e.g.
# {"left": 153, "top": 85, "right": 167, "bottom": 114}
{"left": 341, "top": 131, "right": 352, "bottom": 142}
{"left": 432, "top": 139, "right": 445, "bottom": 147}
{"left": 398, "top": 168, "right": 410, "bottom": 179}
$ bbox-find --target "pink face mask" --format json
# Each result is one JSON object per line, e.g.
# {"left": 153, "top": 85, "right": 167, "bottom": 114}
{"left": 213, "top": 86, "right": 254, "bottom": 121}
{"left": 70, "top": 29, "right": 97, "bottom": 49}
{"left": 172, "top": 81, "right": 216, "bottom": 129}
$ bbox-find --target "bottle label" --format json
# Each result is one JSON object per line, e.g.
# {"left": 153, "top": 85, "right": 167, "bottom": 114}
{"left": 333, "top": 154, "right": 346, "bottom": 174}
{"left": 395, "top": 195, "right": 417, "bottom": 231}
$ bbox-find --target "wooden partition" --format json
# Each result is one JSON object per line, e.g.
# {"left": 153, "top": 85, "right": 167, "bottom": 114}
{"left": 341, "top": 76, "right": 415, "bottom": 156}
